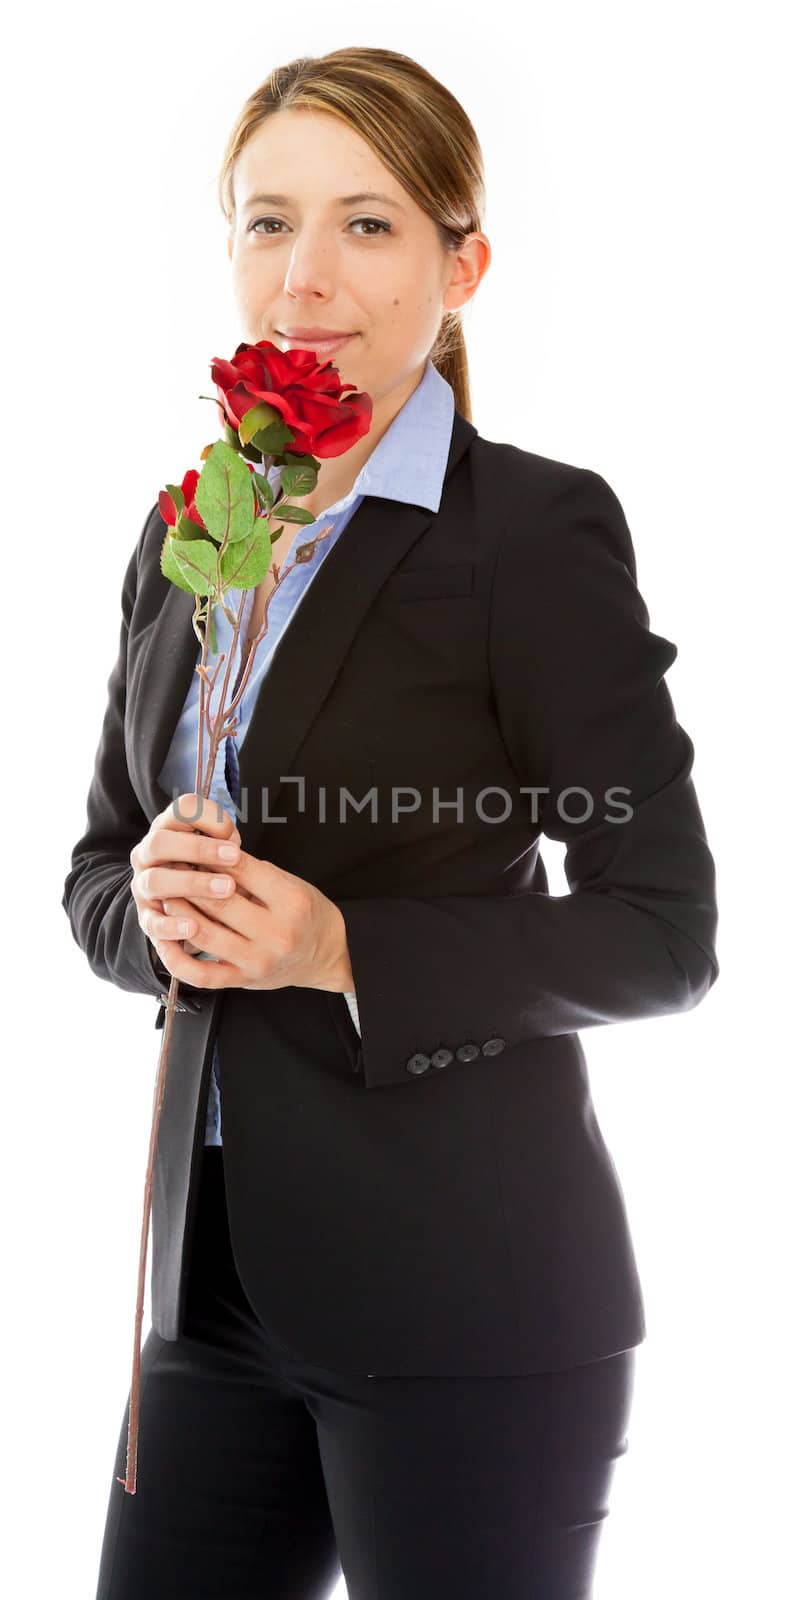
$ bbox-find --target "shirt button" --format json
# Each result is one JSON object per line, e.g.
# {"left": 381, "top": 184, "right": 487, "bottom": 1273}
{"left": 481, "top": 1037, "right": 506, "bottom": 1056}
{"left": 430, "top": 1048, "right": 453, "bottom": 1069}
{"left": 455, "top": 1043, "right": 481, "bottom": 1063}
{"left": 406, "top": 1052, "right": 430, "bottom": 1075}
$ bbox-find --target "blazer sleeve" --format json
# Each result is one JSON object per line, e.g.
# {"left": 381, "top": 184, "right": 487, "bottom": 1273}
{"left": 336, "top": 465, "right": 720, "bottom": 1090}
{"left": 60, "top": 507, "right": 198, "bottom": 1007}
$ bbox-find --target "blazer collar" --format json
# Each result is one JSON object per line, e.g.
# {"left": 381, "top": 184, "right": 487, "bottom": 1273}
{"left": 132, "top": 406, "right": 477, "bottom": 852}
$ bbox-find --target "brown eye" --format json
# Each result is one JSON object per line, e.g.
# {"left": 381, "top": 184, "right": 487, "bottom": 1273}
{"left": 248, "top": 216, "right": 391, "bottom": 237}
{"left": 350, "top": 217, "right": 391, "bottom": 236}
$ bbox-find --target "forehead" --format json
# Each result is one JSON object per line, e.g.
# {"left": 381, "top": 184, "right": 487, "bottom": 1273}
{"left": 232, "top": 109, "right": 407, "bottom": 211}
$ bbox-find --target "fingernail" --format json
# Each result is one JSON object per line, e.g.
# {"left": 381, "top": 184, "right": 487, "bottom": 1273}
{"left": 218, "top": 843, "right": 238, "bottom": 861}
{"left": 210, "top": 876, "right": 231, "bottom": 894}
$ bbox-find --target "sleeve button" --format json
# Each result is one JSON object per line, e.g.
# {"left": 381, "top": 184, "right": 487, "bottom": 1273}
{"left": 430, "top": 1048, "right": 453, "bottom": 1069}
{"left": 455, "top": 1043, "right": 481, "bottom": 1063}
{"left": 406, "top": 1052, "right": 431, "bottom": 1075}
{"left": 481, "top": 1037, "right": 506, "bottom": 1057}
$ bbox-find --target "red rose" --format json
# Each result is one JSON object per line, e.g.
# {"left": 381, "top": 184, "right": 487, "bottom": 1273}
{"left": 158, "top": 469, "right": 209, "bottom": 530}
{"left": 210, "top": 340, "right": 372, "bottom": 459}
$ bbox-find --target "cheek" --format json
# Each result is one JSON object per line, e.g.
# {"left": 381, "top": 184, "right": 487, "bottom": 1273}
{"left": 232, "top": 254, "right": 272, "bottom": 296}
{"left": 237, "top": 259, "right": 260, "bottom": 289}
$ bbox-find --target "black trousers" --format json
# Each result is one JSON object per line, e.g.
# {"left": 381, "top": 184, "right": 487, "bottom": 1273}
{"left": 97, "top": 1144, "right": 637, "bottom": 1599}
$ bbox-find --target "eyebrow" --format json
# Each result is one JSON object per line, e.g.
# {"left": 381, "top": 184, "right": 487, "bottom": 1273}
{"left": 241, "top": 190, "right": 406, "bottom": 213}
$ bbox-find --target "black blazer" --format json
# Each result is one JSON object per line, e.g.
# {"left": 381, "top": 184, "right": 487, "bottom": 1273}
{"left": 62, "top": 408, "right": 719, "bottom": 1376}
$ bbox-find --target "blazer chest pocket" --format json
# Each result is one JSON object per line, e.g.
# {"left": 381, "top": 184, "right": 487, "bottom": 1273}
{"left": 379, "top": 562, "right": 474, "bottom": 601}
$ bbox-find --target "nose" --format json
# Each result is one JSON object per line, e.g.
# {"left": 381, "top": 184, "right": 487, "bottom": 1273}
{"left": 282, "top": 226, "right": 336, "bottom": 301}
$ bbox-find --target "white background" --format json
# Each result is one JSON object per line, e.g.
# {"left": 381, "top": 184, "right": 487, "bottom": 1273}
{"left": 2, "top": 2, "right": 795, "bottom": 1595}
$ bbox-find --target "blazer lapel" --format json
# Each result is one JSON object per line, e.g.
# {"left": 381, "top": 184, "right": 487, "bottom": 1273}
{"left": 132, "top": 408, "right": 476, "bottom": 852}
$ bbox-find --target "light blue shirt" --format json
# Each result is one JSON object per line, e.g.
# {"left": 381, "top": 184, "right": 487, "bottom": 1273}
{"left": 157, "top": 355, "right": 456, "bottom": 1142}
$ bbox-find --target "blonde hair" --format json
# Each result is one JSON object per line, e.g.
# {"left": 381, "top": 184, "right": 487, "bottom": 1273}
{"left": 216, "top": 46, "right": 485, "bottom": 422}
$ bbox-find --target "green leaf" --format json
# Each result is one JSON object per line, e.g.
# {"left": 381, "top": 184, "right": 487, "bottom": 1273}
{"left": 251, "top": 470, "right": 274, "bottom": 512}
{"left": 238, "top": 437, "right": 267, "bottom": 465}
{"left": 280, "top": 460, "right": 319, "bottom": 497}
{"left": 220, "top": 520, "right": 273, "bottom": 589}
{"left": 270, "top": 502, "right": 317, "bottom": 525}
{"left": 160, "top": 530, "right": 192, "bottom": 591}
{"left": 239, "top": 401, "right": 282, "bottom": 445}
{"left": 175, "top": 509, "right": 213, "bottom": 542}
{"left": 249, "top": 419, "right": 296, "bottom": 454}
{"left": 164, "top": 482, "right": 185, "bottom": 518}
{"left": 207, "top": 607, "right": 217, "bottom": 655}
{"left": 194, "top": 440, "right": 257, "bottom": 545}
{"left": 161, "top": 532, "right": 220, "bottom": 596}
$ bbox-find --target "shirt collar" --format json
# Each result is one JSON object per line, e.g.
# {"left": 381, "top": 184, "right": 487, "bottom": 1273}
{"left": 268, "top": 356, "right": 455, "bottom": 518}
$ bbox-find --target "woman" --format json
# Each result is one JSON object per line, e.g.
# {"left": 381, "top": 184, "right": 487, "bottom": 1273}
{"left": 63, "top": 46, "right": 719, "bottom": 1600}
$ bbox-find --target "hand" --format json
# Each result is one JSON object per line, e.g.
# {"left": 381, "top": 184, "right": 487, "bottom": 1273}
{"left": 131, "top": 792, "right": 243, "bottom": 965}
{"left": 131, "top": 793, "right": 352, "bottom": 994}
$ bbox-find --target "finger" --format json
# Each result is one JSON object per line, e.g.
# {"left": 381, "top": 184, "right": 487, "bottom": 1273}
{"left": 139, "top": 865, "right": 240, "bottom": 904}
{"left": 156, "top": 895, "right": 249, "bottom": 961}
{"left": 163, "top": 891, "right": 254, "bottom": 942}
{"left": 140, "top": 827, "right": 242, "bottom": 875}
{"left": 146, "top": 899, "right": 200, "bottom": 942}
{"left": 157, "top": 793, "right": 242, "bottom": 844}
{"left": 150, "top": 932, "right": 240, "bottom": 987}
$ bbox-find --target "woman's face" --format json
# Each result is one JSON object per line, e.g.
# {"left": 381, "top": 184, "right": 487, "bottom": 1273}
{"left": 227, "top": 107, "right": 489, "bottom": 409}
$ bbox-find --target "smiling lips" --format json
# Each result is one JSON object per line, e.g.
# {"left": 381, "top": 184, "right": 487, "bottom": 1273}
{"left": 277, "top": 330, "right": 358, "bottom": 356}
